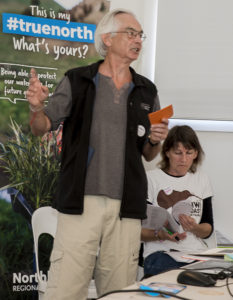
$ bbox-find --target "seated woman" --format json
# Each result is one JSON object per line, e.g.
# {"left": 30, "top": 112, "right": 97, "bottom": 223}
{"left": 141, "top": 125, "right": 214, "bottom": 276}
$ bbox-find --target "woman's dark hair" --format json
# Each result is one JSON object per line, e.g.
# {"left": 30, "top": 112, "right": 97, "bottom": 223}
{"left": 159, "top": 125, "right": 204, "bottom": 173}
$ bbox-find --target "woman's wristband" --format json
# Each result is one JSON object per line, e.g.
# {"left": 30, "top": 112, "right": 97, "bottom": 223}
{"left": 154, "top": 230, "right": 162, "bottom": 242}
{"left": 154, "top": 230, "right": 159, "bottom": 239}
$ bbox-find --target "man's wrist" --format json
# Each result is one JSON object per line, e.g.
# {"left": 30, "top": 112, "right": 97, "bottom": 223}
{"left": 148, "top": 139, "right": 160, "bottom": 147}
{"left": 29, "top": 104, "right": 44, "bottom": 113}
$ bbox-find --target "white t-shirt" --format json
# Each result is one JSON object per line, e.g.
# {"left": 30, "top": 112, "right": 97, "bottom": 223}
{"left": 143, "top": 168, "right": 213, "bottom": 258}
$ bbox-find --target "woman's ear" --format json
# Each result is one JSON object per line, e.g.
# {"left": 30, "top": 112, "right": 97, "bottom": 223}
{"left": 165, "top": 151, "right": 170, "bottom": 159}
{"left": 193, "top": 150, "right": 198, "bottom": 159}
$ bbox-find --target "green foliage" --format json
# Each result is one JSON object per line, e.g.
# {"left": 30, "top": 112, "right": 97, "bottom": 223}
{"left": 0, "top": 119, "right": 61, "bottom": 209}
{"left": 0, "top": 199, "right": 34, "bottom": 299}
{"left": 0, "top": 102, "right": 30, "bottom": 138}
{"left": 0, "top": 198, "right": 54, "bottom": 299}
{"left": 0, "top": 200, "right": 33, "bottom": 275}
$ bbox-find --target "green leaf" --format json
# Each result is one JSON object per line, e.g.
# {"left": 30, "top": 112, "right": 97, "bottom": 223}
{"left": 0, "top": 119, "right": 62, "bottom": 209}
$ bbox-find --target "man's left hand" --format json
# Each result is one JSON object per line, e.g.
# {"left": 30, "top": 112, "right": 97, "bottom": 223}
{"left": 149, "top": 118, "right": 169, "bottom": 144}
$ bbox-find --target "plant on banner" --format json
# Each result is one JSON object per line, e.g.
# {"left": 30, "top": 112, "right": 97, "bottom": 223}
{"left": 0, "top": 118, "right": 62, "bottom": 209}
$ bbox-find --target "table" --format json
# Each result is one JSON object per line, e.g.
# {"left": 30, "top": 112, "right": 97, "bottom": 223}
{"left": 100, "top": 269, "right": 233, "bottom": 299}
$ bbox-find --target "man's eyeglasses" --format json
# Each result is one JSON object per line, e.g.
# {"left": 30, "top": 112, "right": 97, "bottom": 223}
{"left": 110, "top": 30, "right": 146, "bottom": 42}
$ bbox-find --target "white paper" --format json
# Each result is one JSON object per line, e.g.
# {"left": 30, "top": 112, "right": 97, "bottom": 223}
{"left": 172, "top": 200, "right": 192, "bottom": 223}
{"left": 142, "top": 205, "right": 179, "bottom": 233}
{"left": 189, "top": 247, "right": 233, "bottom": 257}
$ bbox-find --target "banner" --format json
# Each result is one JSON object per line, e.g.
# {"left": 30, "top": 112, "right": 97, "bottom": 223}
{"left": 0, "top": 0, "right": 110, "bottom": 298}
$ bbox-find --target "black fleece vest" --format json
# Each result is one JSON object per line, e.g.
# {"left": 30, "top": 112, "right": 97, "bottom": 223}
{"left": 54, "top": 60, "right": 157, "bottom": 219}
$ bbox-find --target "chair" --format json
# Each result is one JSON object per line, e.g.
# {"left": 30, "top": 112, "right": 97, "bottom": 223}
{"left": 31, "top": 206, "right": 97, "bottom": 300}
{"left": 8, "top": 187, "right": 34, "bottom": 225}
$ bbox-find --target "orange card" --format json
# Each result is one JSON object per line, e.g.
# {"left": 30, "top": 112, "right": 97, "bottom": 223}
{"left": 148, "top": 104, "right": 173, "bottom": 124}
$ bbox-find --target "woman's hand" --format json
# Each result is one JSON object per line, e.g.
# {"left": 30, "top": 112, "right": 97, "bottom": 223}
{"left": 179, "top": 214, "right": 212, "bottom": 238}
{"left": 179, "top": 214, "right": 198, "bottom": 233}
{"left": 158, "top": 228, "right": 187, "bottom": 242}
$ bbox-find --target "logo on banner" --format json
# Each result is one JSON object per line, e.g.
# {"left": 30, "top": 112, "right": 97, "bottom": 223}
{"left": 12, "top": 271, "right": 47, "bottom": 292}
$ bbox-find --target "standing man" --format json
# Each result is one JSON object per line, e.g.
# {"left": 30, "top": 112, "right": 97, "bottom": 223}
{"left": 27, "top": 9, "right": 168, "bottom": 300}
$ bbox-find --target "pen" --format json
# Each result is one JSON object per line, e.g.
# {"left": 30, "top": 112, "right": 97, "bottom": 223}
{"left": 162, "top": 227, "right": 180, "bottom": 241}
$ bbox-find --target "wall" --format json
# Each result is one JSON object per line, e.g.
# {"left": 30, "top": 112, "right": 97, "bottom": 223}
{"left": 154, "top": 0, "right": 233, "bottom": 121}
{"left": 197, "top": 131, "right": 233, "bottom": 242}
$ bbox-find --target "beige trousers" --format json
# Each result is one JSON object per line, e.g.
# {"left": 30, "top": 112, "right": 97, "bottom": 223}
{"left": 44, "top": 195, "right": 141, "bottom": 300}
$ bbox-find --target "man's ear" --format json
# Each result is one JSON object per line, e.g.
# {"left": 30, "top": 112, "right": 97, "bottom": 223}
{"left": 101, "top": 33, "right": 112, "bottom": 47}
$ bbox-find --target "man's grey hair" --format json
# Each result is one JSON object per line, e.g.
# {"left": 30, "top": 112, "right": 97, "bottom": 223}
{"left": 94, "top": 9, "right": 137, "bottom": 58}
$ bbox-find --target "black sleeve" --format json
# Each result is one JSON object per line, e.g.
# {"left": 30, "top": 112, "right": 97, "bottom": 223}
{"left": 200, "top": 196, "right": 214, "bottom": 238}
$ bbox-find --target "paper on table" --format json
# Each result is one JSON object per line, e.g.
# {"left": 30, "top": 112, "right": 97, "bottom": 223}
{"left": 139, "top": 282, "right": 186, "bottom": 297}
{"left": 148, "top": 104, "right": 174, "bottom": 124}
{"left": 189, "top": 247, "right": 233, "bottom": 257}
{"left": 183, "top": 259, "right": 233, "bottom": 275}
{"left": 167, "top": 251, "right": 198, "bottom": 263}
{"left": 142, "top": 205, "right": 179, "bottom": 233}
{"left": 224, "top": 253, "right": 233, "bottom": 261}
